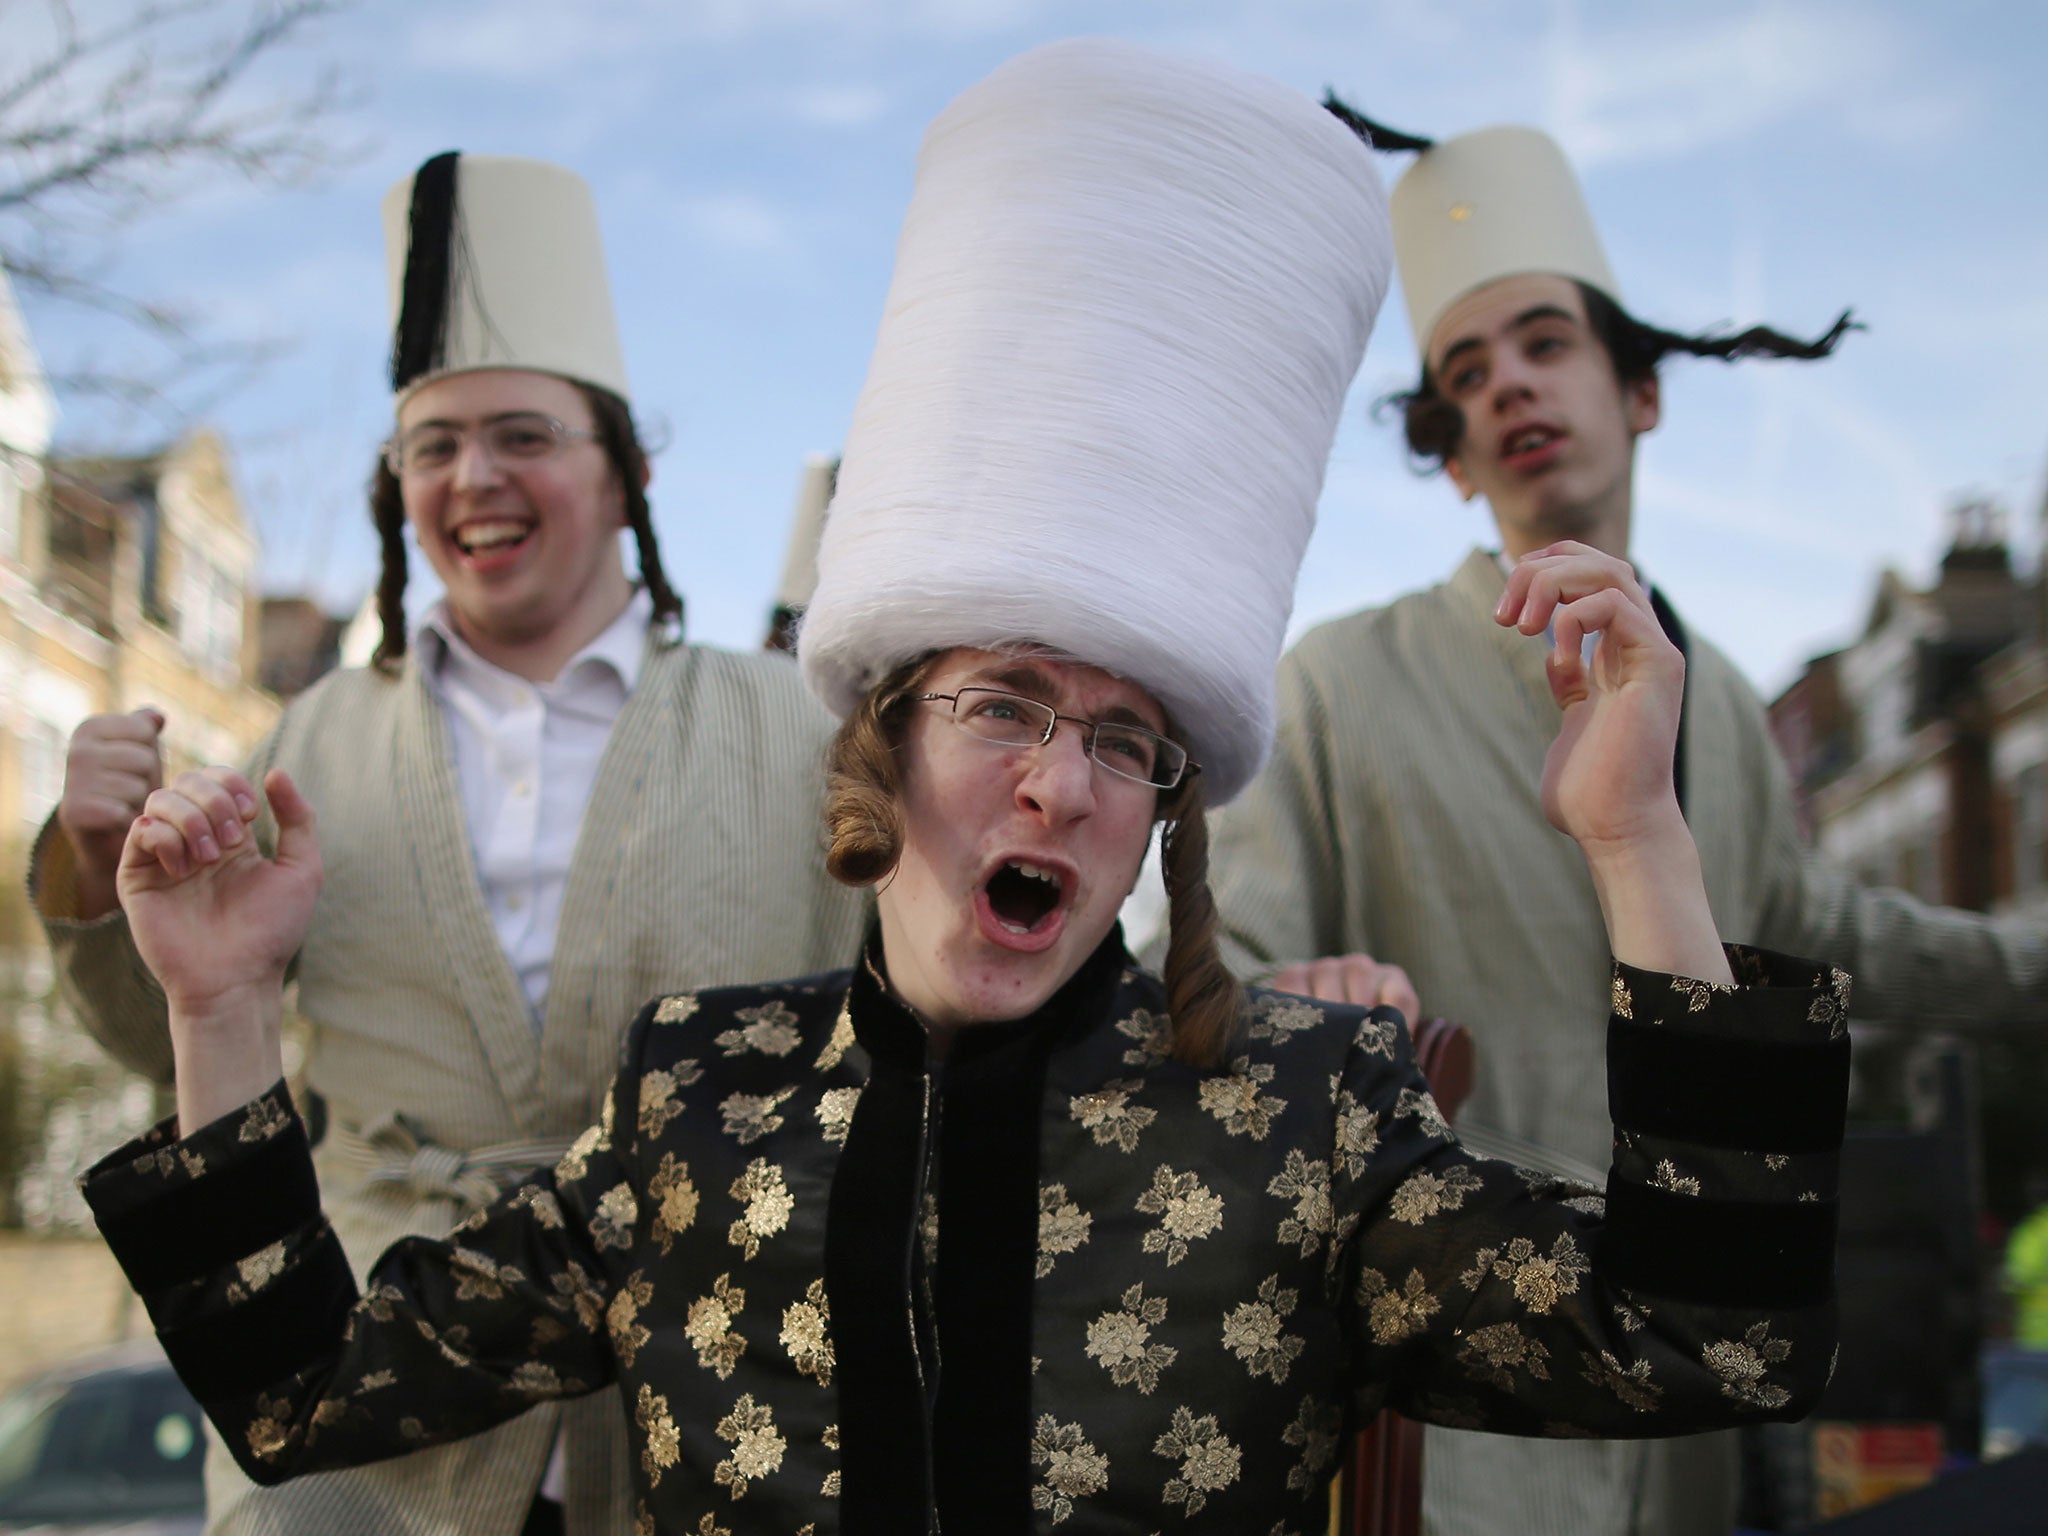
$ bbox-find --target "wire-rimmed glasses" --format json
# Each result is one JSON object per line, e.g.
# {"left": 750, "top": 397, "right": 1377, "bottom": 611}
{"left": 916, "top": 688, "right": 1194, "bottom": 790}
{"left": 384, "top": 413, "right": 600, "bottom": 478}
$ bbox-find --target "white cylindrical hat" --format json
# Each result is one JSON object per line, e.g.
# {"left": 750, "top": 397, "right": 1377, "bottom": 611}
{"left": 798, "top": 38, "right": 1391, "bottom": 804}
{"left": 382, "top": 154, "right": 630, "bottom": 401}
{"left": 1390, "top": 126, "right": 1617, "bottom": 359}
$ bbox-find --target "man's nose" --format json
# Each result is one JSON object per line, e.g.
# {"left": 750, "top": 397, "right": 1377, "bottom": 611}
{"left": 1017, "top": 722, "right": 1097, "bottom": 819}
{"left": 450, "top": 433, "right": 504, "bottom": 490}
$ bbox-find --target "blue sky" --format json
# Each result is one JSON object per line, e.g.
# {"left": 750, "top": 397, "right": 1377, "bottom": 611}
{"left": 17, "top": 0, "right": 2048, "bottom": 697}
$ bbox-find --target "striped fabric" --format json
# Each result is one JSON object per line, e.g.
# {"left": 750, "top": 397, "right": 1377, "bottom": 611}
{"left": 1206, "top": 547, "right": 2048, "bottom": 1536}
{"left": 37, "top": 628, "right": 871, "bottom": 1536}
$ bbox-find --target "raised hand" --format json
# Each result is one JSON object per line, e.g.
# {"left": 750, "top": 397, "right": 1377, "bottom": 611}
{"left": 1494, "top": 543, "right": 1686, "bottom": 855}
{"left": 56, "top": 708, "right": 166, "bottom": 919}
{"left": 1495, "top": 542, "right": 1730, "bottom": 984}
{"left": 118, "top": 768, "right": 323, "bottom": 1017}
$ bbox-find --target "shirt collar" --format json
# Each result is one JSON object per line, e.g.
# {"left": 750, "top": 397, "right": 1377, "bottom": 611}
{"left": 415, "top": 586, "right": 654, "bottom": 698}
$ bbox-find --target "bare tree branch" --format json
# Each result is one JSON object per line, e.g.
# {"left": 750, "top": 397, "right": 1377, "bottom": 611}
{"left": 1, "top": 0, "right": 359, "bottom": 437}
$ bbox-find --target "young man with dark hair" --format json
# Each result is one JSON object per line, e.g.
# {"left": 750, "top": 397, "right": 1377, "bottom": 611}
{"left": 1207, "top": 118, "right": 2048, "bottom": 1536}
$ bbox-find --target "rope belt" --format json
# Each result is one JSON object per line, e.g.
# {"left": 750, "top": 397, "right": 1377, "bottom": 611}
{"left": 330, "top": 1114, "right": 577, "bottom": 1212}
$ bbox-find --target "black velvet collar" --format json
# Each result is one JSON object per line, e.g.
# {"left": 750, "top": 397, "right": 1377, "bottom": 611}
{"left": 831, "top": 919, "right": 1132, "bottom": 1534}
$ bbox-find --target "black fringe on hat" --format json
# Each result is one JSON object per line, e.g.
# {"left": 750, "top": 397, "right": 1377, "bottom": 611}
{"left": 1321, "top": 92, "right": 1433, "bottom": 153}
{"left": 389, "top": 150, "right": 462, "bottom": 393}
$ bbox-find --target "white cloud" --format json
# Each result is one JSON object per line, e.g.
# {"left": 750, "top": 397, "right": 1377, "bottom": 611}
{"left": 1542, "top": 1, "right": 1965, "bottom": 169}
{"left": 678, "top": 192, "right": 800, "bottom": 259}
{"left": 791, "top": 83, "right": 890, "bottom": 127}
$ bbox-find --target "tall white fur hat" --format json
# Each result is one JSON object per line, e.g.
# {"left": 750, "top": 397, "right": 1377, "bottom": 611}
{"left": 382, "top": 154, "right": 630, "bottom": 402}
{"left": 1390, "top": 126, "right": 1617, "bottom": 358}
{"left": 798, "top": 38, "right": 1391, "bottom": 804}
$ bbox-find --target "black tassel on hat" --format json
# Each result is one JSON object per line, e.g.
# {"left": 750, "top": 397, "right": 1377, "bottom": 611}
{"left": 1321, "top": 92, "right": 1433, "bottom": 153}
{"left": 389, "top": 151, "right": 462, "bottom": 393}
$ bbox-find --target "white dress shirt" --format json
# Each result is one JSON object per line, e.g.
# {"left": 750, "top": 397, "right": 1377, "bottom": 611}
{"left": 416, "top": 587, "right": 652, "bottom": 1024}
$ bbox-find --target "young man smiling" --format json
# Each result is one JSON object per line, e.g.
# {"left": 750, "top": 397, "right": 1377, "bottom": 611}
{"left": 1206, "top": 121, "right": 2048, "bottom": 1536}
{"left": 30, "top": 154, "right": 867, "bottom": 1536}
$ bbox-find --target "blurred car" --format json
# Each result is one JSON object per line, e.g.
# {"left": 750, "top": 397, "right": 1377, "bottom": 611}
{"left": 0, "top": 1339, "right": 204, "bottom": 1535}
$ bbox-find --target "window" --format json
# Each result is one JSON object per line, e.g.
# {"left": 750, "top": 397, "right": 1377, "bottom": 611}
{"left": 18, "top": 717, "right": 64, "bottom": 827}
{"left": 178, "top": 550, "right": 244, "bottom": 681}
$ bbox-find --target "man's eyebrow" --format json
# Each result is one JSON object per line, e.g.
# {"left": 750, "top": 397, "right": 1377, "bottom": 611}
{"left": 399, "top": 410, "right": 556, "bottom": 432}
{"left": 979, "top": 662, "right": 1059, "bottom": 700}
{"left": 971, "top": 665, "right": 1161, "bottom": 731}
{"left": 1433, "top": 303, "right": 1580, "bottom": 375}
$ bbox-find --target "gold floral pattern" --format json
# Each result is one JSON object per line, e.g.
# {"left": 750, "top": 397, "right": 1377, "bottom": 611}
{"left": 1267, "top": 1149, "right": 1332, "bottom": 1256}
{"left": 1155, "top": 1407, "right": 1241, "bottom": 1516}
{"left": 685, "top": 1274, "right": 747, "bottom": 1378}
{"left": 814, "top": 1086, "right": 861, "bottom": 1146}
{"left": 589, "top": 1184, "right": 639, "bottom": 1252}
{"left": 720, "top": 1087, "right": 798, "bottom": 1145}
{"left": 554, "top": 1120, "right": 607, "bottom": 1183}
{"left": 1332, "top": 1091, "right": 1381, "bottom": 1177}
{"left": 1704, "top": 1323, "right": 1793, "bottom": 1410}
{"left": 1200, "top": 1057, "right": 1287, "bottom": 1139}
{"left": 726, "top": 1159, "right": 793, "bottom": 1259}
{"left": 83, "top": 944, "right": 1848, "bottom": 1532}
{"left": 608, "top": 1273, "right": 653, "bottom": 1368}
{"left": 1114, "top": 1007, "right": 1174, "bottom": 1066}
{"left": 1281, "top": 1394, "right": 1341, "bottom": 1493}
{"left": 1086, "top": 1282, "right": 1176, "bottom": 1392}
{"left": 717, "top": 1001, "right": 802, "bottom": 1058}
{"left": 1356, "top": 1267, "right": 1439, "bottom": 1346}
{"left": 1582, "top": 1349, "right": 1662, "bottom": 1412}
{"left": 236, "top": 1241, "right": 287, "bottom": 1293}
{"left": 1070, "top": 1080, "right": 1156, "bottom": 1153}
{"left": 1457, "top": 1232, "right": 1590, "bottom": 1314}
{"left": 780, "top": 1280, "right": 833, "bottom": 1385}
{"left": 1036, "top": 1183, "right": 1092, "bottom": 1277}
{"left": 712, "top": 1394, "right": 784, "bottom": 1499}
{"left": 635, "top": 1384, "right": 680, "bottom": 1487}
{"left": 240, "top": 1095, "right": 291, "bottom": 1143}
{"left": 1648, "top": 1159, "right": 1703, "bottom": 1197}
{"left": 1221, "top": 1275, "right": 1304, "bottom": 1384}
{"left": 1386, "top": 1162, "right": 1482, "bottom": 1225}
{"left": 1458, "top": 1322, "right": 1552, "bottom": 1390}
{"left": 1030, "top": 1415, "right": 1109, "bottom": 1523}
{"left": 1246, "top": 994, "right": 1323, "bottom": 1044}
{"left": 1136, "top": 1165, "right": 1224, "bottom": 1264}
{"left": 652, "top": 992, "right": 700, "bottom": 1026}
{"left": 638, "top": 1065, "right": 701, "bottom": 1139}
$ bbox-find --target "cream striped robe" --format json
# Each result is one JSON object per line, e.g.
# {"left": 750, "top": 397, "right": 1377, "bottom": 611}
{"left": 1207, "top": 547, "right": 2048, "bottom": 1536}
{"left": 34, "top": 626, "right": 870, "bottom": 1536}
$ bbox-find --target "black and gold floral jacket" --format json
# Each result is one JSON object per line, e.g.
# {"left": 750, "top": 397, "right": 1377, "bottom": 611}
{"left": 85, "top": 932, "right": 1849, "bottom": 1535}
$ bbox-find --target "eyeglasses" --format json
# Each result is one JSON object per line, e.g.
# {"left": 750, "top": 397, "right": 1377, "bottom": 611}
{"left": 916, "top": 688, "right": 1194, "bottom": 790}
{"left": 384, "top": 413, "right": 600, "bottom": 478}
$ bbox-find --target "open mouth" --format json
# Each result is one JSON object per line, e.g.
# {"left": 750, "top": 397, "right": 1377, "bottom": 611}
{"left": 452, "top": 519, "right": 535, "bottom": 557}
{"left": 1502, "top": 425, "right": 1562, "bottom": 460}
{"left": 983, "top": 859, "right": 1065, "bottom": 935}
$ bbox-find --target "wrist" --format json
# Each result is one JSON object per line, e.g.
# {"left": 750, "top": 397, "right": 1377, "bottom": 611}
{"left": 170, "top": 986, "right": 285, "bottom": 1137}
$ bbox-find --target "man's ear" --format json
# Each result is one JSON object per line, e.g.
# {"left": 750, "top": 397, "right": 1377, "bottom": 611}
{"left": 1625, "top": 372, "right": 1661, "bottom": 437}
{"left": 1444, "top": 455, "right": 1479, "bottom": 503}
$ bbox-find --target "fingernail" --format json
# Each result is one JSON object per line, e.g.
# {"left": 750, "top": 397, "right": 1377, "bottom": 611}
{"left": 235, "top": 794, "right": 258, "bottom": 819}
{"left": 221, "top": 820, "right": 243, "bottom": 847}
{"left": 197, "top": 836, "right": 219, "bottom": 862}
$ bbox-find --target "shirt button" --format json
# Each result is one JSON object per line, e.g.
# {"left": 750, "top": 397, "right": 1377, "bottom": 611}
{"left": 512, "top": 781, "right": 533, "bottom": 798}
